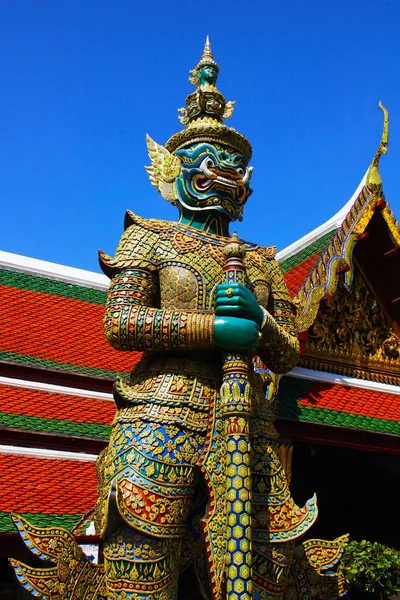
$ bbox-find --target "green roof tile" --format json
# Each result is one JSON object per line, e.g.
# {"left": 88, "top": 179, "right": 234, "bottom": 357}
{"left": 0, "top": 268, "right": 107, "bottom": 305}
{"left": 0, "top": 350, "right": 128, "bottom": 379}
{"left": 0, "top": 412, "right": 111, "bottom": 440}
{"left": 280, "top": 229, "right": 337, "bottom": 274}
{"left": 278, "top": 404, "right": 400, "bottom": 436}
{"left": 0, "top": 511, "right": 84, "bottom": 533}
{"left": 277, "top": 376, "right": 400, "bottom": 436}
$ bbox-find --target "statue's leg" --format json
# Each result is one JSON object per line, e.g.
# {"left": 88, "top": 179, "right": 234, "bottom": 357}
{"left": 252, "top": 540, "right": 295, "bottom": 599}
{"left": 97, "top": 420, "right": 209, "bottom": 599}
{"left": 104, "top": 526, "right": 180, "bottom": 599}
{"left": 251, "top": 436, "right": 313, "bottom": 599}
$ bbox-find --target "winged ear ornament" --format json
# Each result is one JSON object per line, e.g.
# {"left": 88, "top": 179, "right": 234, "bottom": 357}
{"left": 222, "top": 100, "right": 235, "bottom": 121}
{"left": 145, "top": 134, "right": 182, "bottom": 203}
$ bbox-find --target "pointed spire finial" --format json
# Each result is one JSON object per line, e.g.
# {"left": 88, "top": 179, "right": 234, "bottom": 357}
{"left": 189, "top": 37, "right": 220, "bottom": 87}
{"left": 378, "top": 101, "right": 388, "bottom": 150}
{"left": 167, "top": 39, "right": 252, "bottom": 163}
{"left": 202, "top": 35, "right": 214, "bottom": 63}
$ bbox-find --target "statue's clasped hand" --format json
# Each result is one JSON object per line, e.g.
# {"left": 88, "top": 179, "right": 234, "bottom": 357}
{"left": 216, "top": 283, "right": 264, "bottom": 325}
{"left": 214, "top": 282, "right": 264, "bottom": 354}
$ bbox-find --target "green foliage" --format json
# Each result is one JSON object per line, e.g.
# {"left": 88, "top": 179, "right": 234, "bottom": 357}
{"left": 339, "top": 540, "right": 400, "bottom": 598}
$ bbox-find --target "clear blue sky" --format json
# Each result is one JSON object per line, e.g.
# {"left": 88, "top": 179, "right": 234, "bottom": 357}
{"left": 1, "top": 0, "right": 399, "bottom": 272}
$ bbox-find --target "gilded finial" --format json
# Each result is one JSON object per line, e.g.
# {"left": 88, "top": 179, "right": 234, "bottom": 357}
{"left": 168, "top": 38, "right": 251, "bottom": 162}
{"left": 223, "top": 232, "right": 246, "bottom": 261}
{"left": 378, "top": 100, "right": 389, "bottom": 150}
{"left": 366, "top": 102, "right": 389, "bottom": 194}
{"left": 177, "top": 37, "right": 236, "bottom": 128}
{"left": 202, "top": 36, "right": 215, "bottom": 66}
{"left": 189, "top": 36, "right": 220, "bottom": 87}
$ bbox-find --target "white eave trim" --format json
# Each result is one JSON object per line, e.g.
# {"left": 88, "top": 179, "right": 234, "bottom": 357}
{"left": 0, "top": 375, "right": 113, "bottom": 401}
{"left": 288, "top": 366, "right": 400, "bottom": 396}
{"left": 0, "top": 444, "right": 98, "bottom": 461}
{"left": 276, "top": 171, "right": 368, "bottom": 263}
{"left": 0, "top": 250, "right": 109, "bottom": 291}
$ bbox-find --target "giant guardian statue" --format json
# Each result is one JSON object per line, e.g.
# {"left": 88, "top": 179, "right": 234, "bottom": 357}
{"left": 11, "top": 39, "right": 348, "bottom": 600}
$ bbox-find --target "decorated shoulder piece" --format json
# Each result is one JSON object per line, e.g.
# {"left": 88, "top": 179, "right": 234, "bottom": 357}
{"left": 98, "top": 214, "right": 162, "bottom": 277}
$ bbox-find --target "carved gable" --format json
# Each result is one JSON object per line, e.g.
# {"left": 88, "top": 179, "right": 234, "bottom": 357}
{"left": 301, "top": 268, "right": 400, "bottom": 385}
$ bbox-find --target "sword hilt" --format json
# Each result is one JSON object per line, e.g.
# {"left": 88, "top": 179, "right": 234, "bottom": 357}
{"left": 222, "top": 232, "right": 246, "bottom": 286}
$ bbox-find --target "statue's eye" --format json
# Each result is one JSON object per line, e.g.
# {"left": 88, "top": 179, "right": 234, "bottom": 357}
{"left": 206, "top": 158, "right": 215, "bottom": 168}
{"left": 236, "top": 167, "right": 244, "bottom": 177}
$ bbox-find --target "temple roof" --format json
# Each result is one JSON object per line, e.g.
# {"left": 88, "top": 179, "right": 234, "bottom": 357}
{"left": 278, "top": 171, "right": 400, "bottom": 330}
{"left": 277, "top": 174, "right": 367, "bottom": 280}
{"left": 0, "top": 446, "right": 97, "bottom": 534}
{"left": 1, "top": 367, "right": 399, "bottom": 469}
{"left": 277, "top": 371, "right": 400, "bottom": 437}
{"left": 278, "top": 105, "right": 399, "bottom": 334}
{"left": 1, "top": 367, "right": 398, "bottom": 534}
{"left": 1, "top": 158, "right": 399, "bottom": 446}
{"left": 280, "top": 228, "right": 338, "bottom": 298}
{"left": 0, "top": 255, "right": 136, "bottom": 381}
{"left": 0, "top": 378, "right": 113, "bottom": 442}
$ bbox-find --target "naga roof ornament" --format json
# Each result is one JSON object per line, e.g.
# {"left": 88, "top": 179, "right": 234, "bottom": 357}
{"left": 293, "top": 102, "right": 395, "bottom": 333}
{"left": 366, "top": 101, "right": 388, "bottom": 195}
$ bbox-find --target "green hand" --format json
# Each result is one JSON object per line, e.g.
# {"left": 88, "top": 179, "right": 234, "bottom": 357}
{"left": 214, "top": 316, "right": 260, "bottom": 354}
{"left": 215, "top": 282, "right": 264, "bottom": 326}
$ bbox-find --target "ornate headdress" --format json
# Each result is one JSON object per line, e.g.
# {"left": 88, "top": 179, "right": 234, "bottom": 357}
{"left": 145, "top": 39, "right": 252, "bottom": 205}
{"left": 188, "top": 35, "right": 219, "bottom": 86}
{"left": 165, "top": 37, "right": 252, "bottom": 162}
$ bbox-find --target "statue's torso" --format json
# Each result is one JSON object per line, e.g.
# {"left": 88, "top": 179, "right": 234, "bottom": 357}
{"left": 94, "top": 214, "right": 316, "bottom": 552}
{"left": 104, "top": 213, "right": 278, "bottom": 459}
{"left": 113, "top": 211, "right": 276, "bottom": 312}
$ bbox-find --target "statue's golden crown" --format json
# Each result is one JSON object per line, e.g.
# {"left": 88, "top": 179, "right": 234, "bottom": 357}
{"left": 165, "top": 37, "right": 252, "bottom": 162}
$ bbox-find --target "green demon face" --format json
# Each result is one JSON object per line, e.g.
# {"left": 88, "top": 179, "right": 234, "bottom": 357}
{"left": 175, "top": 142, "right": 253, "bottom": 222}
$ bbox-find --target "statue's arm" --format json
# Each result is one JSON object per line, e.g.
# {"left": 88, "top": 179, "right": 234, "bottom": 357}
{"left": 257, "top": 261, "right": 299, "bottom": 373}
{"left": 103, "top": 268, "right": 215, "bottom": 353}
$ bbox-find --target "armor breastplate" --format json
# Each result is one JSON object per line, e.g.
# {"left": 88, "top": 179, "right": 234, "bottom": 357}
{"left": 159, "top": 264, "right": 204, "bottom": 310}
{"left": 157, "top": 229, "right": 272, "bottom": 312}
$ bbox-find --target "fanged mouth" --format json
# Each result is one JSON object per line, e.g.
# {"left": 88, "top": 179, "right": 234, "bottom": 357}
{"left": 193, "top": 173, "right": 248, "bottom": 204}
{"left": 189, "top": 158, "right": 253, "bottom": 204}
{"left": 198, "top": 158, "right": 253, "bottom": 188}
{"left": 194, "top": 173, "right": 237, "bottom": 190}
{"left": 213, "top": 173, "right": 238, "bottom": 188}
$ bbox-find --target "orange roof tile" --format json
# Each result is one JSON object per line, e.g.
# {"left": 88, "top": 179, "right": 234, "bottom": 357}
{"left": 277, "top": 376, "right": 400, "bottom": 437}
{"left": 283, "top": 252, "right": 321, "bottom": 297}
{"left": 299, "top": 381, "right": 400, "bottom": 421}
{"left": 0, "top": 453, "right": 97, "bottom": 515}
{"left": 0, "top": 385, "right": 115, "bottom": 425}
{"left": 0, "top": 285, "right": 139, "bottom": 375}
